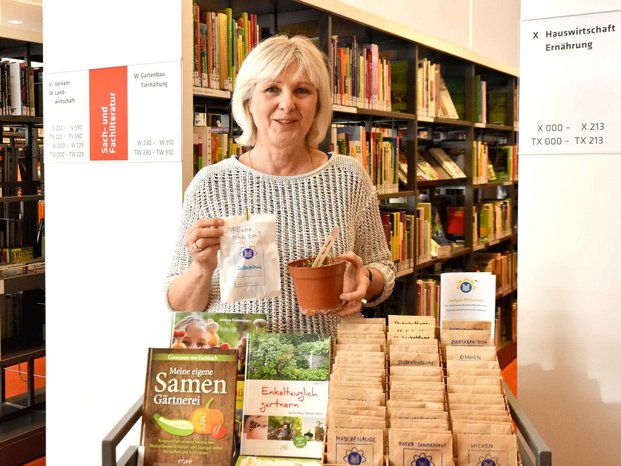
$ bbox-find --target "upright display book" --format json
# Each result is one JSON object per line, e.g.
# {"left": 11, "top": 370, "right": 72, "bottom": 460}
{"left": 240, "top": 333, "right": 331, "bottom": 459}
{"left": 170, "top": 312, "right": 267, "bottom": 372}
{"left": 170, "top": 312, "right": 268, "bottom": 438}
{"left": 141, "top": 348, "right": 238, "bottom": 466}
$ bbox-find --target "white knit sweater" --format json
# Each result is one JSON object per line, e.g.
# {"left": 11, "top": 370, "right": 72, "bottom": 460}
{"left": 166, "top": 154, "right": 396, "bottom": 337}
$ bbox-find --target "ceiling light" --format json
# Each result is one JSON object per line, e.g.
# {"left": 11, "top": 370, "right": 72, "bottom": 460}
{"left": 8, "top": 20, "right": 24, "bottom": 25}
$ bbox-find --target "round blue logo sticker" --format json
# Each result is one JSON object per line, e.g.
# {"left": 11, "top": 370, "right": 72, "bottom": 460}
{"left": 240, "top": 247, "right": 255, "bottom": 259}
{"left": 478, "top": 456, "right": 499, "bottom": 466}
{"left": 412, "top": 453, "right": 434, "bottom": 466}
{"left": 343, "top": 448, "right": 366, "bottom": 464}
{"left": 460, "top": 281, "right": 473, "bottom": 293}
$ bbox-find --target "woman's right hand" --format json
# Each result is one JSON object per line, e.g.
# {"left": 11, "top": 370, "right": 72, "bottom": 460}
{"left": 185, "top": 218, "right": 225, "bottom": 270}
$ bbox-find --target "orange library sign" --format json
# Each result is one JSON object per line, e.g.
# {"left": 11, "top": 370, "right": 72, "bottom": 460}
{"left": 89, "top": 66, "right": 128, "bottom": 161}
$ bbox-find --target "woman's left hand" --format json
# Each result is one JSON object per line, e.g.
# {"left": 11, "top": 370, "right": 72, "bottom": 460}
{"left": 335, "top": 252, "right": 371, "bottom": 317}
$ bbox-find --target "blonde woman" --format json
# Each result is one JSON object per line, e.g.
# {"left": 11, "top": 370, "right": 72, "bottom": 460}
{"left": 166, "top": 35, "right": 395, "bottom": 337}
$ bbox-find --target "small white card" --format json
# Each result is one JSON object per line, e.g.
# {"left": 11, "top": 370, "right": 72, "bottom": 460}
{"left": 440, "top": 272, "right": 496, "bottom": 338}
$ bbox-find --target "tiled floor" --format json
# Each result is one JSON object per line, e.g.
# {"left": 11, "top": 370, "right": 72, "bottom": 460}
{"left": 4, "top": 357, "right": 46, "bottom": 466}
{"left": 502, "top": 357, "right": 517, "bottom": 395}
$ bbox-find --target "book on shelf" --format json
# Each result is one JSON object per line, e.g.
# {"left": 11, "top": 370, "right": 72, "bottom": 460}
{"left": 442, "top": 75, "right": 465, "bottom": 120}
{"left": 427, "top": 147, "right": 466, "bottom": 179}
{"left": 419, "top": 150, "right": 452, "bottom": 180}
{"left": 475, "top": 199, "right": 512, "bottom": 243}
{"left": 330, "top": 35, "right": 392, "bottom": 111}
{"left": 446, "top": 206, "right": 465, "bottom": 241}
{"left": 331, "top": 125, "right": 399, "bottom": 194}
{"left": 487, "top": 88, "right": 510, "bottom": 125}
{"left": 416, "top": 277, "right": 440, "bottom": 318}
{"left": 416, "top": 151, "right": 440, "bottom": 181}
{"left": 488, "top": 145, "right": 518, "bottom": 181}
{"left": 473, "top": 140, "right": 489, "bottom": 184}
{"left": 397, "top": 151, "right": 408, "bottom": 186}
{"left": 141, "top": 348, "right": 238, "bottom": 466}
{"left": 240, "top": 333, "right": 331, "bottom": 459}
{"left": 416, "top": 202, "right": 432, "bottom": 263}
{"left": 416, "top": 58, "right": 439, "bottom": 117}
{"left": 193, "top": 125, "right": 212, "bottom": 172}
{"left": 438, "top": 75, "right": 460, "bottom": 119}
{"left": 471, "top": 74, "right": 487, "bottom": 123}
{"left": 391, "top": 59, "right": 408, "bottom": 112}
{"left": 381, "top": 210, "right": 415, "bottom": 271}
{"left": 193, "top": 5, "right": 260, "bottom": 90}
{"left": 6, "top": 61, "right": 35, "bottom": 117}
{"left": 473, "top": 251, "right": 515, "bottom": 293}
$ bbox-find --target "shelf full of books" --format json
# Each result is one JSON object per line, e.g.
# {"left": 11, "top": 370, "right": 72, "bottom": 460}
{"left": 187, "top": 1, "right": 518, "bottom": 351}
{"left": 0, "top": 38, "right": 45, "bottom": 364}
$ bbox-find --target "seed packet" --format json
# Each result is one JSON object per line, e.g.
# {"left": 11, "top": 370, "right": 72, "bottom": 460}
{"left": 328, "top": 405, "right": 386, "bottom": 420}
{"left": 447, "top": 394, "right": 506, "bottom": 406}
{"left": 389, "top": 344, "right": 441, "bottom": 354}
{"left": 452, "top": 421, "right": 513, "bottom": 435}
{"left": 444, "top": 345, "right": 498, "bottom": 361}
{"left": 387, "top": 408, "right": 449, "bottom": 421}
{"left": 388, "top": 315, "right": 436, "bottom": 327}
{"left": 390, "top": 351, "right": 441, "bottom": 366}
{"left": 442, "top": 319, "right": 491, "bottom": 331}
{"left": 389, "top": 366, "right": 443, "bottom": 377}
{"left": 389, "top": 430, "right": 453, "bottom": 466}
{"left": 387, "top": 400, "right": 445, "bottom": 410}
{"left": 389, "top": 420, "right": 450, "bottom": 431}
{"left": 456, "top": 433, "right": 518, "bottom": 466}
{"left": 445, "top": 360, "right": 500, "bottom": 370}
{"left": 388, "top": 392, "right": 446, "bottom": 404}
{"left": 329, "top": 387, "right": 386, "bottom": 404}
{"left": 450, "top": 412, "right": 512, "bottom": 423}
{"left": 446, "top": 368, "right": 502, "bottom": 377}
{"left": 446, "top": 384, "right": 503, "bottom": 395}
{"left": 335, "top": 343, "right": 383, "bottom": 352}
{"left": 440, "top": 329, "right": 493, "bottom": 346}
{"left": 330, "top": 414, "right": 387, "bottom": 430}
{"left": 219, "top": 214, "right": 280, "bottom": 302}
{"left": 327, "top": 428, "right": 384, "bottom": 466}
{"left": 389, "top": 337, "right": 439, "bottom": 346}
{"left": 446, "top": 375, "right": 502, "bottom": 386}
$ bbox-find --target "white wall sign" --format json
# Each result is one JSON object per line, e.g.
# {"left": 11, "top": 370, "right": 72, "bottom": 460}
{"left": 45, "top": 60, "right": 181, "bottom": 163}
{"left": 520, "top": 10, "right": 621, "bottom": 155}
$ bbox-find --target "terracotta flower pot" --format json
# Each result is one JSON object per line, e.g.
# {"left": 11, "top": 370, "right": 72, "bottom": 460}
{"left": 288, "top": 257, "right": 346, "bottom": 316}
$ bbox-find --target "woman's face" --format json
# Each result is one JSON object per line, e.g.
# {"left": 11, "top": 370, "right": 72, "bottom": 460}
{"left": 181, "top": 324, "right": 208, "bottom": 349}
{"left": 249, "top": 62, "right": 318, "bottom": 150}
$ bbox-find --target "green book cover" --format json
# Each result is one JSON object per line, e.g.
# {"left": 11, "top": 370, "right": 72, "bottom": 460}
{"left": 240, "top": 333, "right": 331, "bottom": 459}
{"left": 443, "top": 76, "right": 465, "bottom": 120}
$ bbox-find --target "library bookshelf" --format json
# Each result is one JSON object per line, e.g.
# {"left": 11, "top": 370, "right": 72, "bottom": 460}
{"left": 182, "top": 0, "right": 518, "bottom": 367}
{"left": 0, "top": 37, "right": 46, "bottom": 466}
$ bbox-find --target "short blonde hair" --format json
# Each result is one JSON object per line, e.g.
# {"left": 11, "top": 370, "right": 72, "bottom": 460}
{"left": 232, "top": 35, "right": 332, "bottom": 148}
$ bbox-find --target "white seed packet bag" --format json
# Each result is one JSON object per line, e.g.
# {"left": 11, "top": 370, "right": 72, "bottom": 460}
{"left": 219, "top": 214, "right": 281, "bottom": 302}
